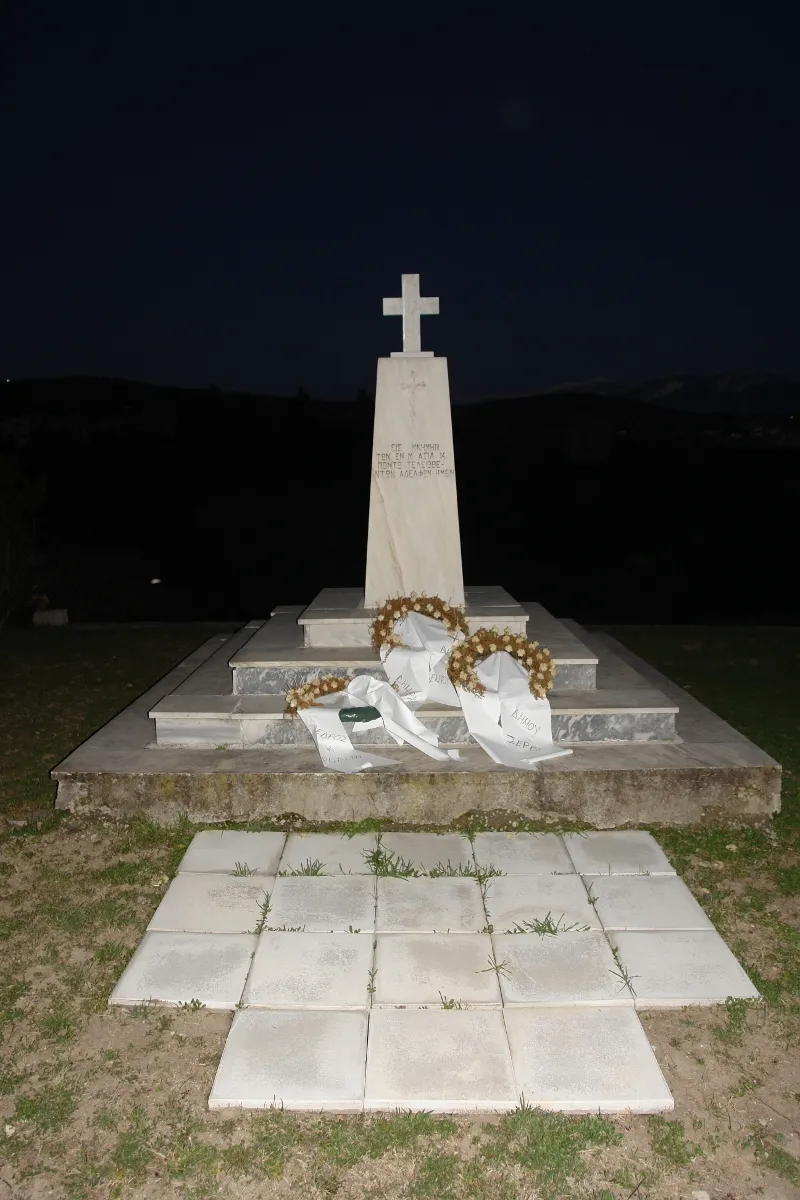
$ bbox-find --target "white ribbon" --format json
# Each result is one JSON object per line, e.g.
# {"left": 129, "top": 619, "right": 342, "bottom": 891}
{"left": 298, "top": 704, "right": 400, "bottom": 773}
{"left": 456, "top": 652, "right": 573, "bottom": 770}
{"left": 381, "top": 612, "right": 461, "bottom": 707}
{"left": 298, "top": 672, "right": 461, "bottom": 772}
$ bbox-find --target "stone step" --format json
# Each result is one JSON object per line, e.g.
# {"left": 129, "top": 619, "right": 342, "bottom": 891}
{"left": 298, "top": 586, "right": 530, "bottom": 648}
{"left": 149, "top": 687, "right": 678, "bottom": 749}
{"left": 52, "top": 623, "right": 779, "bottom": 828}
{"left": 230, "top": 602, "right": 598, "bottom": 694}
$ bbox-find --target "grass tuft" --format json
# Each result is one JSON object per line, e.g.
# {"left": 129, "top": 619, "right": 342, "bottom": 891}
{"left": 481, "top": 1104, "right": 620, "bottom": 1191}
{"left": 745, "top": 1124, "right": 800, "bottom": 1186}
{"left": 647, "top": 1115, "right": 702, "bottom": 1167}
{"left": 363, "top": 835, "right": 420, "bottom": 877}
{"left": 713, "top": 996, "right": 757, "bottom": 1046}
{"left": 231, "top": 861, "right": 257, "bottom": 876}
{"left": 504, "top": 912, "right": 590, "bottom": 937}
{"left": 439, "top": 993, "right": 468, "bottom": 1009}
{"left": 279, "top": 858, "right": 326, "bottom": 876}
{"left": 313, "top": 1111, "right": 454, "bottom": 1168}
{"left": 14, "top": 1079, "right": 81, "bottom": 1131}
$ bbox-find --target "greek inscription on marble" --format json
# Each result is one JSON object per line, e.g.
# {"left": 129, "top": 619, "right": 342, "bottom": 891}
{"left": 372, "top": 441, "right": 455, "bottom": 482}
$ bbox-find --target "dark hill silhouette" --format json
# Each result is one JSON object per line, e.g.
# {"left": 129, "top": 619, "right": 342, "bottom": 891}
{"left": 530, "top": 371, "right": 800, "bottom": 413}
{"left": 1, "top": 376, "right": 796, "bottom": 625}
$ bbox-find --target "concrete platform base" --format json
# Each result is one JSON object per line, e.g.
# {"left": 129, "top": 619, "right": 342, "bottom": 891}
{"left": 52, "top": 621, "right": 781, "bottom": 828}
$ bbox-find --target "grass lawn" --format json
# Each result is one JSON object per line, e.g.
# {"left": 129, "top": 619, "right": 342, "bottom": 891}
{"left": 0, "top": 622, "right": 799, "bottom": 1199}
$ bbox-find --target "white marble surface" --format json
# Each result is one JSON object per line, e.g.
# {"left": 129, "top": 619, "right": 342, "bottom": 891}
{"left": 382, "top": 273, "right": 439, "bottom": 356}
{"left": 302, "top": 621, "right": 375, "bottom": 649}
{"left": 364, "top": 355, "right": 464, "bottom": 606}
{"left": 493, "top": 931, "right": 630, "bottom": 1006}
{"left": 279, "top": 832, "right": 377, "bottom": 875}
{"left": 291, "top": 593, "right": 532, "bottom": 649}
{"left": 147, "top": 874, "right": 270, "bottom": 934}
{"left": 243, "top": 932, "right": 375, "bottom": 1008}
{"left": 364, "top": 1009, "right": 517, "bottom": 1111}
{"left": 472, "top": 833, "right": 573, "bottom": 875}
{"left": 266, "top": 876, "right": 376, "bottom": 932}
{"left": 110, "top": 932, "right": 256, "bottom": 1009}
{"left": 210, "top": 1009, "right": 369, "bottom": 1111}
{"left": 379, "top": 832, "right": 473, "bottom": 872}
{"left": 608, "top": 931, "right": 760, "bottom": 1006}
{"left": 484, "top": 875, "right": 601, "bottom": 933}
{"left": 564, "top": 831, "right": 675, "bottom": 876}
{"left": 373, "top": 933, "right": 500, "bottom": 1006}
{"left": 503, "top": 1006, "right": 673, "bottom": 1112}
{"left": 376, "top": 877, "right": 485, "bottom": 932}
{"left": 178, "top": 831, "right": 286, "bottom": 875}
{"left": 588, "top": 875, "right": 714, "bottom": 931}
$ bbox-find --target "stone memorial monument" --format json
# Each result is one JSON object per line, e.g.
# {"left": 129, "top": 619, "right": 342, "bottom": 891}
{"left": 52, "top": 271, "right": 780, "bottom": 827}
{"left": 365, "top": 274, "right": 464, "bottom": 605}
{"left": 298, "top": 273, "right": 528, "bottom": 646}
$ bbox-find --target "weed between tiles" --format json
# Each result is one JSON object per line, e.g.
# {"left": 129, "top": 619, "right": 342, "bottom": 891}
{"left": 231, "top": 861, "right": 257, "bottom": 877}
{"left": 362, "top": 834, "right": 421, "bottom": 877}
{"left": 479, "top": 952, "right": 511, "bottom": 982}
{"left": 278, "top": 858, "right": 326, "bottom": 876}
{"left": 504, "top": 912, "right": 591, "bottom": 937}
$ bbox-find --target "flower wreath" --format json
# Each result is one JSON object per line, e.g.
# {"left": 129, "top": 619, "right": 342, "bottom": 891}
{"left": 369, "top": 595, "right": 469, "bottom": 651}
{"left": 285, "top": 674, "right": 350, "bottom": 714}
{"left": 446, "top": 628, "right": 556, "bottom": 699}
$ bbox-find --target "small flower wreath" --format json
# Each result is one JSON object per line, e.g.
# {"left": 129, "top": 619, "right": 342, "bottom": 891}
{"left": 285, "top": 674, "right": 350, "bottom": 714}
{"left": 446, "top": 628, "right": 556, "bottom": 699}
{"left": 370, "top": 595, "right": 469, "bottom": 651}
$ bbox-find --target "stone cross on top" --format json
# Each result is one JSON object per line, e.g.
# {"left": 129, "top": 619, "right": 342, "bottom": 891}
{"left": 383, "top": 273, "right": 439, "bottom": 358}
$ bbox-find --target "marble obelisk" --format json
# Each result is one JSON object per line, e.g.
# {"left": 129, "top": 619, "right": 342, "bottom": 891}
{"left": 364, "top": 274, "right": 465, "bottom": 607}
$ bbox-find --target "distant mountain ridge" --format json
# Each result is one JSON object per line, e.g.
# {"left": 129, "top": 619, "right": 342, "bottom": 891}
{"left": 537, "top": 371, "right": 800, "bottom": 413}
{"left": 3, "top": 371, "right": 799, "bottom": 419}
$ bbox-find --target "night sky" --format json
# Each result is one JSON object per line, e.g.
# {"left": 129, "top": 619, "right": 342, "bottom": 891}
{"left": 3, "top": 7, "right": 798, "bottom": 401}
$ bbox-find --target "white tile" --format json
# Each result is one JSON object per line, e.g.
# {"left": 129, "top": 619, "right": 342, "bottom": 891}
{"left": 209, "top": 1009, "right": 368, "bottom": 1111}
{"left": 373, "top": 934, "right": 500, "bottom": 1006}
{"left": 588, "top": 876, "right": 713, "bottom": 931}
{"left": 379, "top": 832, "right": 473, "bottom": 873}
{"left": 484, "top": 876, "right": 601, "bottom": 933}
{"left": 564, "top": 831, "right": 675, "bottom": 876}
{"left": 472, "top": 833, "right": 573, "bottom": 875}
{"left": 376, "top": 878, "right": 485, "bottom": 932}
{"left": 608, "top": 931, "right": 760, "bottom": 1007}
{"left": 109, "top": 932, "right": 255, "bottom": 1009}
{"left": 504, "top": 1007, "right": 673, "bottom": 1113}
{"left": 364, "top": 1009, "right": 517, "bottom": 1111}
{"left": 243, "top": 932, "right": 374, "bottom": 1009}
{"left": 148, "top": 874, "right": 270, "bottom": 933}
{"left": 267, "top": 877, "right": 376, "bottom": 932}
{"left": 493, "top": 932, "right": 632, "bottom": 1006}
{"left": 177, "top": 830, "right": 285, "bottom": 875}
{"left": 278, "top": 832, "right": 378, "bottom": 875}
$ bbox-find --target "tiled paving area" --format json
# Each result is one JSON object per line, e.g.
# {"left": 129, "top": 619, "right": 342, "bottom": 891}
{"left": 110, "top": 830, "right": 760, "bottom": 1113}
